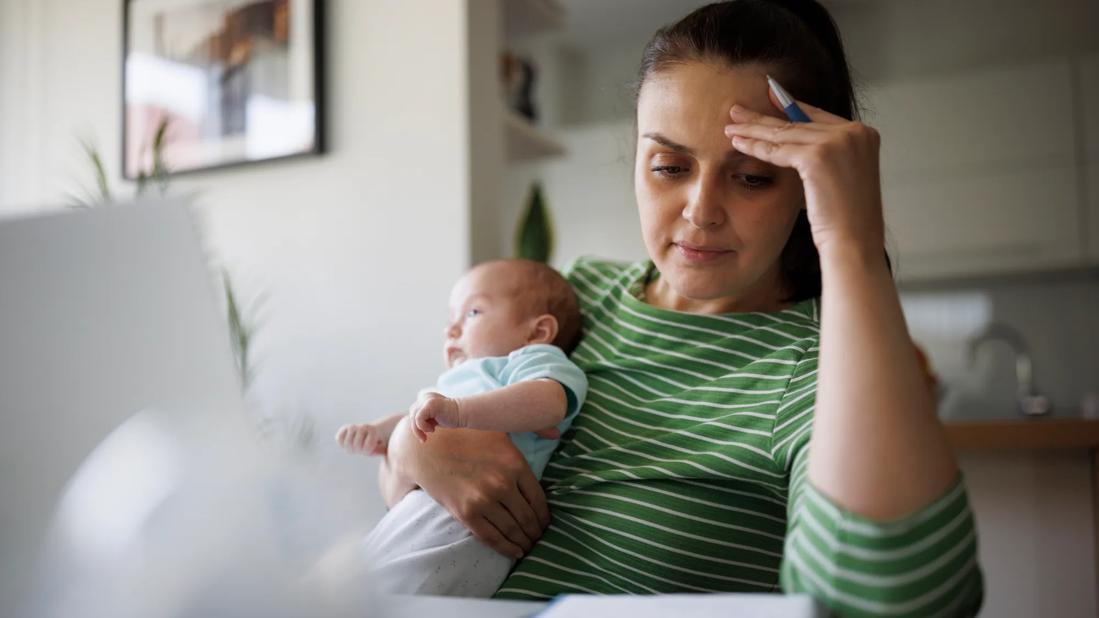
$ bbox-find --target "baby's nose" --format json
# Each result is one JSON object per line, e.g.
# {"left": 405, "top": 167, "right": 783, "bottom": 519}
{"left": 444, "top": 322, "right": 460, "bottom": 338}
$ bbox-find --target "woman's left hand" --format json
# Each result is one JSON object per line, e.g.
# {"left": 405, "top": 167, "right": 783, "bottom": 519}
{"left": 724, "top": 90, "right": 885, "bottom": 259}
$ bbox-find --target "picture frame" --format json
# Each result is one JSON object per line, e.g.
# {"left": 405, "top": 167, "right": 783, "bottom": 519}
{"left": 122, "top": 0, "right": 325, "bottom": 178}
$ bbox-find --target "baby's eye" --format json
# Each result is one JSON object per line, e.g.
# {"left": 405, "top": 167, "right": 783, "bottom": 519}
{"left": 466, "top": 308, "right": 482, "bottom": 318}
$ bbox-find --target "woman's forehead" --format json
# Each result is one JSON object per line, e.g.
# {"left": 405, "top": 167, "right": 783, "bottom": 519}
{"left": 637, "top": 62, "right": 783, "bottom": 133}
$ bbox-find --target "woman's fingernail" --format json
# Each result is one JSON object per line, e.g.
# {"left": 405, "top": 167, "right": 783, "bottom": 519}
{"left": 724, "top": 125, "right": 736, "bottom": 136}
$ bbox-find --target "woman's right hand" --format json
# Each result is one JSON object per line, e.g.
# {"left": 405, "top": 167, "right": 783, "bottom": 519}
{"left": 383, "top": 416, "right": 550, "bottom": 559}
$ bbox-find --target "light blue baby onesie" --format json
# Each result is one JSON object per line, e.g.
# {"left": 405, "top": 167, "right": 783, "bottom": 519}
{"left": 432, "top": 343, "right": 587, "bottom": 479}
{"left": 362, "top": 344, "right": 588, "bottom": 597}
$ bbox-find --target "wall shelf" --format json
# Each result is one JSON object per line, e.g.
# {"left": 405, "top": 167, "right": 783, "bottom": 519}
{"left": 505, "top": 111, "right": 565, "bottom": 161}
{"left": 504, "top": 0, "right": 565, "bottom": 38}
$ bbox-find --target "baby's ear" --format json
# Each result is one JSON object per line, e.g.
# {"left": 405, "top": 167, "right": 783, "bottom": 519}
{"left": 526, "top": 314, "right": 559, "bottom": 346}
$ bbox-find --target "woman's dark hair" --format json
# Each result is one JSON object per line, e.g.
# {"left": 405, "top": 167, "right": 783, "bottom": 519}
{"left": 636, "top": 0, "right": 870, "bottom": 303}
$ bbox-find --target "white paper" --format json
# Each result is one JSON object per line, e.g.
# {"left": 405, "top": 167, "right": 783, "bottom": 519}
{"left": 537, "top": 593, "right": 823, "bottom": 618}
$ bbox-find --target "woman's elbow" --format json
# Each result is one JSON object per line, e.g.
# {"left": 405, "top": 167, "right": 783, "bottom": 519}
{"left": 780, "top": 527, "right": 983, "bottom": 617}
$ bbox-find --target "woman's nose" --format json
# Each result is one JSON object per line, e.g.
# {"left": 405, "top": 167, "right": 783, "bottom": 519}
{"left": 682, "top": 177, "right": 725, "bottom": 229}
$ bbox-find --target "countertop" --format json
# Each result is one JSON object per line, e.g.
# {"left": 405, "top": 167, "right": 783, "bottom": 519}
{"left": 943, "top": 415, "right": 1099, "bottom": 450}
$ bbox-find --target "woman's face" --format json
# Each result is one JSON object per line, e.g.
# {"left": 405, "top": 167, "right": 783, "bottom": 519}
{"left": 634, "top": 61, "right": 804, "bottom": 312}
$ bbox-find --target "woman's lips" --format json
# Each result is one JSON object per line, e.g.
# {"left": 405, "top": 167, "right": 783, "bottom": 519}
{"left": 674, "top": 242, "right": 733, "bottom": 263}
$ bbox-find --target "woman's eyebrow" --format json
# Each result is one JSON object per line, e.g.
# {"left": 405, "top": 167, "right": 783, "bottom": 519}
{"left": 642, "top": 132, "right": 693, "bottom": 155}
{"left": 643, "top": 132, "right": 751, "bottom": 162}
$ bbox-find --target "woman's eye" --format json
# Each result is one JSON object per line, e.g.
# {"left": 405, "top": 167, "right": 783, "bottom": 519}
{"left": 736, "top": 174, "right": 773, "bottom": 190}
{"left": 651, "top": 165, "right": 687, "bottom": 178}
{"left": 466, "top": 308, "right": 482, "bottom": 318}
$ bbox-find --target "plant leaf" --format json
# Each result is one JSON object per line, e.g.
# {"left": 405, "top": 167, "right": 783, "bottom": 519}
{"left": 151, "top": 117, "right": 171, "bottom": 193}
{"left": 515, "top": 182, "right": 554, "bottom": 263}
{"left": 79, "top": 138, "right": 111, "bottom": 205}
{"left": 223, "top": 271, "right": 252, "bottom": 387}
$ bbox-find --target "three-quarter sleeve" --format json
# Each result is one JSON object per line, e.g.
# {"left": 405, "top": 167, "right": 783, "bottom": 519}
{"left": 771, "top": 349, "right": 984, "bottom": 617}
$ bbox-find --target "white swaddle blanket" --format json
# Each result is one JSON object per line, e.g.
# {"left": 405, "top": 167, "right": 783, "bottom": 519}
{"left": 362, "top": 490, "right": 513, "bottom": 596}
{"left": 361, "top": 345, "right": 588, "bottom": 597}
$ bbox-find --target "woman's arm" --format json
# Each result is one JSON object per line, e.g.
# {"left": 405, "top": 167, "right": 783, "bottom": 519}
{"left": 381, "top": 420, "right": 550, "bottom": 559}
{"left": 726, "top": 95, "right": 957, "bottom": 518}
{"left": 730, "top": 90, "right": 982, "bottom": 615}
{"left": 812, "top": 245, "right": 957, "bottom": 517}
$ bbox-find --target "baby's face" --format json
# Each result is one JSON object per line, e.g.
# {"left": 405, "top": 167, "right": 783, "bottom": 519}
{"left": 444, "top": 264, "right": 535, "bottom": 368}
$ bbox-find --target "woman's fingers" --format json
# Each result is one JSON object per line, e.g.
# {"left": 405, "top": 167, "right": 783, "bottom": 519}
{"left": 482, "top": 502, "right": 533, "bottom": 558}
{"left": 533, "top": 427, "right": 560, "bottom": 440}
{"left": 466, "top": 515, "right": 525, "bottom": 560}
{"left": 517, "top": 471, "right": 551, "bottom": 528}
{"left": 725, "top": 121, "right": 819, "bottom": 145}
{"left": 729, "top": 135, "right": 803, "bottom": 169}
{"left": 729, "top": 103, "right": 821, "bottom": 129}
{"left": 500, "top": 485, "right": 545, "bottom": 545}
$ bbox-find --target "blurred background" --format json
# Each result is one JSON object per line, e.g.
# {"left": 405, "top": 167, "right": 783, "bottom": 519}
{"left": 0, "top": 0, "right": 1097, "bottom": 616}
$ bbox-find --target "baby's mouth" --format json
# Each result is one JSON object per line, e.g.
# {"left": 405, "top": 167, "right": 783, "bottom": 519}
{"left": 446, "top": 346, "right": 466, "bottom": 366}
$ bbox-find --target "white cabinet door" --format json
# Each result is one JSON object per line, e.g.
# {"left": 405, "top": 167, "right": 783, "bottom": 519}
{"left": 863, "top": 61, "right": 1083, "bottom": 281}
{"left": 1083, "top": 53, "right": 1099, "bottom": 264}
{"left": 882, "top": 165, "right": 1081, "bottom": 280}
{"left": 1089, "top": 162, "right": 1099, "bottom": 265}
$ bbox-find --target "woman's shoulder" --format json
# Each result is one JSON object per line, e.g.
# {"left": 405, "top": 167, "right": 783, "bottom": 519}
{"left": 561, "top": 255, "right": 646, "bottom": 300}
{"left": 562, "top": 255, "right": 639, "bottom": 280}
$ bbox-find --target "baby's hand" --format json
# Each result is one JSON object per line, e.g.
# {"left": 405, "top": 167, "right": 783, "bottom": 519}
{"left": 335, "top": 423, "right": 387, "bottom": 455}
{"left": 408, "top": 391, "right": 461, "bottom": 442}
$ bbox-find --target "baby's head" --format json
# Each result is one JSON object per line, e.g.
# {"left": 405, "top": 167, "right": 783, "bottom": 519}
{"left": 444, "top": 259, "right": 581, "bottom": 368}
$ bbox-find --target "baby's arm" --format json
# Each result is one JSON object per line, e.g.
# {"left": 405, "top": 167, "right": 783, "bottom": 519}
{"left": 409, "top": 379, "right": 567, "bottom": 441}
{"left": 335, "top": 413, "right": 403, "bottom": 455}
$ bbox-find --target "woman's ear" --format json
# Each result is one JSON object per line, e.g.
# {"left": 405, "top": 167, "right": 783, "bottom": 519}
{"left": 526, "top": 314, "right": 559, "bottom": 346}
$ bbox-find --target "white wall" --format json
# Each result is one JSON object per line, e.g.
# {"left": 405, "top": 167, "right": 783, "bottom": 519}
{"left": 0, "top": 0, "right": 486, "bottom": 527}
{"left": 502, "top": 119, "right": 647, "bottom": 270}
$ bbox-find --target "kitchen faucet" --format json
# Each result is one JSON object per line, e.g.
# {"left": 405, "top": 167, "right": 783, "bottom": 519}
{"left": 967, "top": 322, "right": 1051, "bottom": 416}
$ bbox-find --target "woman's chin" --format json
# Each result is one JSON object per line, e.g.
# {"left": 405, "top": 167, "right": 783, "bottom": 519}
{"left": 660, "top": 261, "right": 744, "bottom": 300}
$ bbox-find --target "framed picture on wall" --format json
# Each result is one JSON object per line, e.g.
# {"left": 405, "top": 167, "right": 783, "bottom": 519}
{"left": 122, "top": 0, "right": 324, "bottom": 178}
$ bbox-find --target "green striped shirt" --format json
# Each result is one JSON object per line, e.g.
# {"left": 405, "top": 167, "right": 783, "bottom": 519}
{"left": 494, "top": 257, "right": 983, "bottom": 617}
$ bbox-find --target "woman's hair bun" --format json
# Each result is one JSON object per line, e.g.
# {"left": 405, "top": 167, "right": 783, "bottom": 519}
{"left": 763, "top": 0, "right": 850, "bottom": 84}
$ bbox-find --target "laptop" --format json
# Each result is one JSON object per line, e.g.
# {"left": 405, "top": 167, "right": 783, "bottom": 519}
{"left": 0, "top": 199, "right": 246, "bottom": 609}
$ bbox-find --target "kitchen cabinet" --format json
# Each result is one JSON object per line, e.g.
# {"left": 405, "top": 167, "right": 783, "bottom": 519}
{"left": 1083, "top": 52, "right": 1099, "bottom": 264}
{"left": 945, "top": 415, "right": 1099, "bottom": 608}
{"left": 864, "top": 61, "right": 1085, "bottom": 281}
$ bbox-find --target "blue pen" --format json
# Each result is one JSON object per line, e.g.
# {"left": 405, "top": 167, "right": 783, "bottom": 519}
{"left": 766, "top": 75, "right": 811, "bottom": 123}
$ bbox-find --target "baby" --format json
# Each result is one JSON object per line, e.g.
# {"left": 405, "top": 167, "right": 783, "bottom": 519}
{"left": 335, "top": 258, "right": 587, "bottom": 597}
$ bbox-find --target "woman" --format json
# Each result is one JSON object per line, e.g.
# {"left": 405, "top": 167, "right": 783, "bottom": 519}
{"left": 380, "top": 1, "right": 983, "bottom": 615}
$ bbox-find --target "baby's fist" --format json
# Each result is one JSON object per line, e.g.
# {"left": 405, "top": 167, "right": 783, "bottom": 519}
{"left": 335, "top": 423, "right": 386, "bottom": 455}
{"left": 409, "top": 392, "right": 461, "bottom": 442}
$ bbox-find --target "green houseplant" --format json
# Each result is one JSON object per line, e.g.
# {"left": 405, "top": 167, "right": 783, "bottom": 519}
{"left": 514, "top": 182, "right": 555, "bottom": 263}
